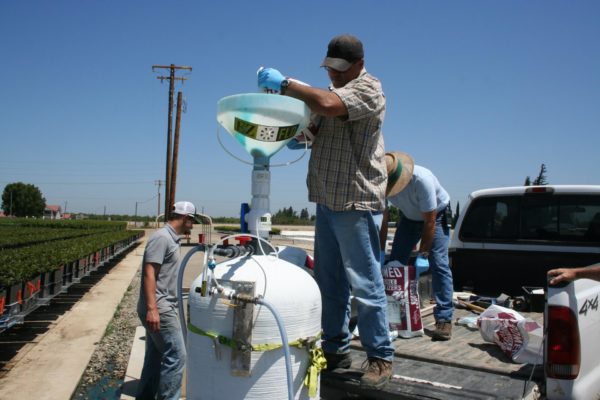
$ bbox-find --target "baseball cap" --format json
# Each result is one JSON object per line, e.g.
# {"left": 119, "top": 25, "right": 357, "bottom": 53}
{"left": 172, "top": 201, "right": 202, "bottom": 223}
{"left": 321, "top": 34, "right": 364, "bottom": 72}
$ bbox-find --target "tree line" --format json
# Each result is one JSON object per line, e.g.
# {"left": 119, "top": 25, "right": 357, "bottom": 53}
{"left": 2, "top": 163, "right": 550, "bottom": 224}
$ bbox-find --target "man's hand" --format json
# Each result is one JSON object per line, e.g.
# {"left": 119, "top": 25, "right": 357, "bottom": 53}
{"left": 257, "top": 67, "right": 285, "bottom": 92}
{"left": 146, "top": 308, "right": 160, "bottom": 333}
{"left": 548, "top": 268, "right": 577, "bottom": 285}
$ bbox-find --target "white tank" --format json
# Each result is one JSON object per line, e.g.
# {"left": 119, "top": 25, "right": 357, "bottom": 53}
{"left": 187, "top": 254, "right": 322, "bottom": 400}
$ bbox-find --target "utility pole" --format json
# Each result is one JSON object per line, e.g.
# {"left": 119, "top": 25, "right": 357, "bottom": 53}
{"left": 134, "top": 201, "right": 138, "bottom": 227}
{"left": 170, "top": 91, "right": 183, "bottom": 210}
{"left": 152, "top": 64, "right": 192, "bottom": 221}
{"left": 154, "top": 179, "right": 164, "bottom": 223}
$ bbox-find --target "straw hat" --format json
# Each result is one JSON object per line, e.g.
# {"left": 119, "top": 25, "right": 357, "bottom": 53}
{"left": 385, "top": 151, "right": 414, "bottom": 197}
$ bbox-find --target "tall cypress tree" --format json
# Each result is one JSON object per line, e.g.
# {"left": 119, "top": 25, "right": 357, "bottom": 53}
{"left": 533, "top": 164, "right": 548, "bottom": 185}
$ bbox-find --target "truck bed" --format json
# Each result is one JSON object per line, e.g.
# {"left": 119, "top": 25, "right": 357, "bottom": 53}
{"left": 321, "top": 307, "right": 543, "bottom": 399}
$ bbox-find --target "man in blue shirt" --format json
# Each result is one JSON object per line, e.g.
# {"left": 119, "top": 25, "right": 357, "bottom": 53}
{"left": 386, "top": 152, "right": 454, "bottom": 340}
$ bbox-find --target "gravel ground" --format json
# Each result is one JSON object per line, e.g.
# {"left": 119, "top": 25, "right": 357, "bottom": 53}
{"left": 72, "top": 266, "right": 141, "bottom": 400}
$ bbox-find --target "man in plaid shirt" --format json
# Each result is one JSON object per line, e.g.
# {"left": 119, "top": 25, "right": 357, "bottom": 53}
{"left": 258, "top": 34, "right": 393, "bottom": 389}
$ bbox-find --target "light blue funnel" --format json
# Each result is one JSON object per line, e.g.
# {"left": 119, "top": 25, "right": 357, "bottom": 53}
{"left": 217, "top": 93, "right": 310, "bottom": 159}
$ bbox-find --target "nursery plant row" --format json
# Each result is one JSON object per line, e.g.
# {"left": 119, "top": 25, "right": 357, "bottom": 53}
{"left": 0, "top": 230, "right": 143, "bottom": 286}
{"left": 0, "top": 229, "right": 143, "bottom": 332}
{"left": 0, "top": 226, "right": 121, "bottom": 250}
{"left": 0, "top": 218, "right": 127, "bottom": 230}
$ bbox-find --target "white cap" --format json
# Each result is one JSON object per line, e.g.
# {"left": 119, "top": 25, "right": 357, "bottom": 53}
{"left": 172, "top": 201, "right": 201, "bottom": 223}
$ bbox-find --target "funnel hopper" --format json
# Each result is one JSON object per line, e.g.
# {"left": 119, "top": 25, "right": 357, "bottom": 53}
{"left": 217, "top": 93, "right": 310, "bottom": 159}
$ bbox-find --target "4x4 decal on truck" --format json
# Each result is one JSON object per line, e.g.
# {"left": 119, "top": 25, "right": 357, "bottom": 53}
{"left": 579, "top": 295, "right": 598, "bottom": 316}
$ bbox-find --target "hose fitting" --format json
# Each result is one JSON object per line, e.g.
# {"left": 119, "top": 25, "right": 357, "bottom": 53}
{"left": 233, "top": 293, "right": 260, "bottom": 304}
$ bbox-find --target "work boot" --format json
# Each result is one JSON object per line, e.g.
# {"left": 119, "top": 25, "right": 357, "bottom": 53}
{"left": 432, "top": 320, "right": 452, "bottom": 341}
{"left": 360, "top": 357, "right": 392, "bottom": 389}
{"left": 324, "top": 352, "right": 353, "bottom": 371}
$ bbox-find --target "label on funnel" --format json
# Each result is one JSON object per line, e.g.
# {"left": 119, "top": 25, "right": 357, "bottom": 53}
{"left": 234, "top": 117, "right": 299, "bottom": 142}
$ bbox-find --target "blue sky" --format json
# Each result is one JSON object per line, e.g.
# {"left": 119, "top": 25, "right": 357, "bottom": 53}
{"left": 1, "top": 1, "right": 598, "bottom": 217}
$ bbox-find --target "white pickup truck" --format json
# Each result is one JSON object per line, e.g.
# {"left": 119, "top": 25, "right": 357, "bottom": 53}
{"left": 320, "top": 185, "right": 600, "bottom": 399}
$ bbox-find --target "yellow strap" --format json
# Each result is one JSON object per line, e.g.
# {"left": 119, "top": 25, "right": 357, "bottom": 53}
{"left": 187, "top": 323, "right": 238, "bottom": 348}
{"left": 187, "top": 322, "right": 320, "bottom": 352}
{"left": 304, "top": 347, "right": 326, "bottom": 398}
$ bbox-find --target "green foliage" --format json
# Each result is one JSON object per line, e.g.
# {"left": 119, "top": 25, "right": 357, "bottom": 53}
{"left": 272, "top": 206, "right": 314, "bottom": 225}
{"left": 214, "top": 225, "right": 240, "bottom": 233}
{"left": 300, "top": 208, "right": 309, "bottom": 220}
{"left": 452, "top": 201, "right": 461, "bottom": 228}
{"left": 0, "top": 217, "right": 126, "bottom": 230}
{"left": 387, "top": 205, "right": 400, "bottom": 223}
{"left": 1, "top": 182, "right": 46, "bottom": 217}
{"left": 523, "top": 164, "right": 549, "bottom": 186}
{"left": 533, "top": 163, "right": 548, "bottom": 185}
{"left": 211, "top": 216, "right": 240, "bottom": 224}
{"left": 0, "top": 227, "right": 112, "bottom": 250}
{"left": 85, "top": 213, "right": 156, "bottom": 222}
{"left": 0, "top": 230, "right": 143, "bottom": 286}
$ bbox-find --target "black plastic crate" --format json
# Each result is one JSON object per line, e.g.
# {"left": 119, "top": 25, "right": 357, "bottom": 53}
{"left": 63, "top": 262, "right": 74, "bottom": 286}
{"left": 40, "top": 267, "right": 63, "bottom": 298}
{"left": 3, "top": 282, "right": 23, "bottom": 318}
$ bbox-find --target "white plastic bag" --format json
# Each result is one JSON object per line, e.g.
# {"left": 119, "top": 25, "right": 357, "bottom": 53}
{"left": 477, "top": 305, "right": 543, "bottom": 364}
{"left": 478, "top": 305, "right": 523, "bottom": 343}
{"left": 512, "top": 320, "right": 543, "bottom": 365}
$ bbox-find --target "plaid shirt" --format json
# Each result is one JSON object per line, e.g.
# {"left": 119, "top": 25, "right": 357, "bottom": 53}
{"left": 307, "top": 69, "right": 387, "bottom": 212}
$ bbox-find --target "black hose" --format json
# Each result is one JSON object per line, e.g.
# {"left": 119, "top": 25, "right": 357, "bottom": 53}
{"left": 212, "top": 245, "right": 254, "bottom": 258}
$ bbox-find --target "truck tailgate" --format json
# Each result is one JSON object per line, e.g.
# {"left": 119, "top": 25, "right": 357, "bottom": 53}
{"left": 546, "top": 278, "right": 600, "bottom": 399}
{"left": 321, "top": 307, "right": 542, "bottom": 399}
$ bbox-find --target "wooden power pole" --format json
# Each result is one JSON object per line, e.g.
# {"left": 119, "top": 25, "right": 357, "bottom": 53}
{"left": 152, "top": 64, "right": 192, "bottom": 220}
{"left": 170, "top": 91, "right": 183, "bottom": 213}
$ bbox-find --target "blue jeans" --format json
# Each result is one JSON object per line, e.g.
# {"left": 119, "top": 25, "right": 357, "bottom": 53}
{"left": 137, "top": 308, "right": 186, "bottom": 400}
{"left": 390, "top": 212, "right": 454, "bottom": 322}
{"left": 314, "top": 204, "right": 394, "bottom": 361}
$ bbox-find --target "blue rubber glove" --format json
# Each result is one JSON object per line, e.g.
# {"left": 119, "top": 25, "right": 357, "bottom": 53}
{"left": 415, "top": 254, "right": 430, "bottom": 277}
{"left": 286, "top": 138, "right": 303, "bottom": 150}
{"left": 257, "top": 67, "right": 285, "bottom": 92}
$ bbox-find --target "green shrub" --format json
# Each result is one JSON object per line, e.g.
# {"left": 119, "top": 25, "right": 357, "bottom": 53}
{"left": 0, "top": 230, "right": 143, "bottom": 286}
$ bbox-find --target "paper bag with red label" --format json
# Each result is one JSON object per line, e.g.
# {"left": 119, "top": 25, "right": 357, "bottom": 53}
{"left": 382, "top": 260, "right": 424, "bottom": 338}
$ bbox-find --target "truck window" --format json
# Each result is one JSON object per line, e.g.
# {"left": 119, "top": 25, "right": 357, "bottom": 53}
{"left": 460, "top": 194, "right": 600, "bottom": 244}
{"left": 460, "top": 196, "right": 519, "bottom": 240}
{"left": 520, "top": 194, "right": 558, "bottom": 240}
{"left": 558, "top": 195, "right": 600, "bottom": 242}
